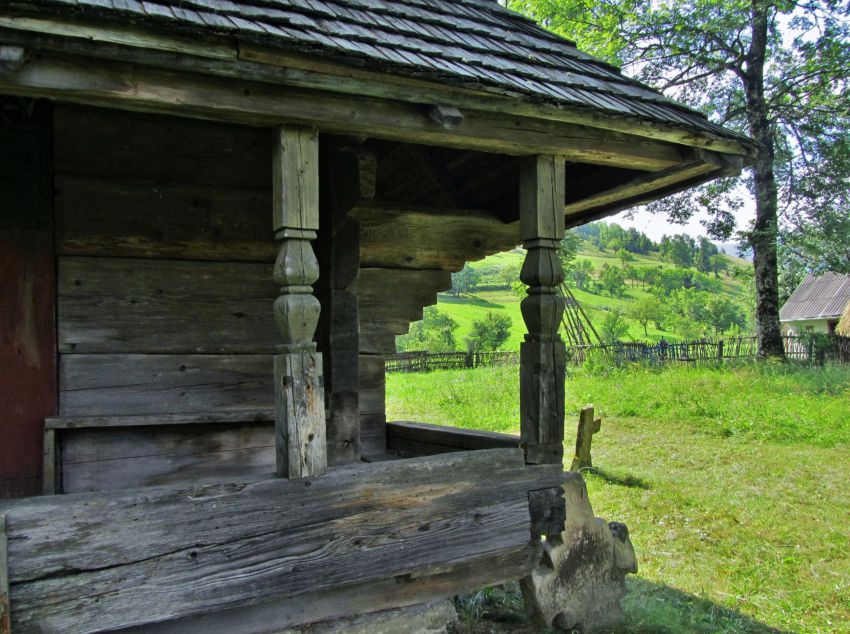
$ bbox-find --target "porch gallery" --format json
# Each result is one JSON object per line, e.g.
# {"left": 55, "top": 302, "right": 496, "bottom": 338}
{"left": 0, "top": 0, "right": 751, "bottom": 631}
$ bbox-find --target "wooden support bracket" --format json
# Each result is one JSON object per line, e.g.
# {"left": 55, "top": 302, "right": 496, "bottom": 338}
{"left": 0, "top": 514, "right": 10, "bottom": 634}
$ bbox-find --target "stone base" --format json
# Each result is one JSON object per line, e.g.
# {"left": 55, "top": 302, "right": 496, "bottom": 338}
{"left": 279, "top": 600, "right": 458, "bottom": 634}
{"left": 521, "top": 472, "right": 637, "bottom": 633}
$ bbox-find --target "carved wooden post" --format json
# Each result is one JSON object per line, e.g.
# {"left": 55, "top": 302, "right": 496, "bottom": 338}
{"left": 519, "top": 155, "right": 566, "bottom": 465}
{"left": 273, "top": 125, "right": 327, "bottom": 478}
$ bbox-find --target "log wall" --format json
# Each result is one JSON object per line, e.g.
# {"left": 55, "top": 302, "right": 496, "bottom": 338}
{"left": 53, "top": 105, "right": 279, "bottom": 491}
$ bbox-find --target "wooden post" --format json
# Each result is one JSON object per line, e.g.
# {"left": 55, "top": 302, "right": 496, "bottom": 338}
{"left": 570, "top": 406, "right": 601, "bottom": 471}
{"left": 519, "top": 156, "right": 567, "bottom": 465}
{"left": 272, "top": 125, "right": 326, "bottom": 479}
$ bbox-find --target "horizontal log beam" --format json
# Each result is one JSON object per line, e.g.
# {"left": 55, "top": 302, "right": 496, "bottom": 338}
{"left": 0, "top": 449, "right": 562, "bottom": 632}
{"left": 387, "top": 421, "right": 520, "bottom": 457}
{"left": 0, "top": 50, "right": 689, "bottom": 170}
{"left": 0, "top": 16, "right": 753, "bottom": 157}
{"left": 355, "top": 202, "right": 520, "bottom": 271}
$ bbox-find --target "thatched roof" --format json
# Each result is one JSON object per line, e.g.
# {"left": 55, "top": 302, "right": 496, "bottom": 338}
{"left": 780, "top": 272, "right": 850, "bottom": 322}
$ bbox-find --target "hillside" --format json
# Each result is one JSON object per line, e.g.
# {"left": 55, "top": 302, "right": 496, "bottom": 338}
{"left": 398, "top": 239, "right": 752, "bottom": 351}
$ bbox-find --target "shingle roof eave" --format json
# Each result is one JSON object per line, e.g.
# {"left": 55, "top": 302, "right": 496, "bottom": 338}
{"left": 4, "top": 0, "right": 752, "bottom": 148}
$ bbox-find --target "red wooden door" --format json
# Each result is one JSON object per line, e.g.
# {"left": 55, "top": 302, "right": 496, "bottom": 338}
{"left": 0, "top": 104, "right": 56, "bottom": 498}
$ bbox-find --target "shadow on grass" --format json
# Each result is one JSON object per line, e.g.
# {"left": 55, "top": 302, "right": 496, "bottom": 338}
{"left": 437, "top": 293, "right": 504, "bottom": 309}
{"left": 612, "top": 578, "right": 793, "bottom": 634}
{"left": 453, "top": 579, "right": 791, "bottom": 634}
{"left": 583, "top": 467, "right": 651, "bottom": 490}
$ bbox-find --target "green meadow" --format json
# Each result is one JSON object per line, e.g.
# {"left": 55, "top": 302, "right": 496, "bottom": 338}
{"left": 387, "top": 363, "right": 850, "bottom": 633}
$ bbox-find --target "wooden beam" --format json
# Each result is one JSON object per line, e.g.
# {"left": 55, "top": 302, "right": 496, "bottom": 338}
{"left": 518, "top": 156, "right": 567, "bottom": 466}
{"left": 0, "top": 449, "right": 562, "bottom": 632}
{"left": 387, "top": 421, "right": 520, "bottom": 457}
{"left": 44, "top": 411, "right": 274, "bottom": 430}
{"left": 354, "top": 202, "right": 520, "bottom": 271}
{"left": 0, "top": 51, "right": 691, "bottom": 170}
{"left": 272, "top": 125, "right": 326, "bottom": 479}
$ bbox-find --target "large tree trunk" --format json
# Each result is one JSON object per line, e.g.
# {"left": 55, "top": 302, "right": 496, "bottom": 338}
{"left": 746, "top": 2, "right": 785, "bottom": 359}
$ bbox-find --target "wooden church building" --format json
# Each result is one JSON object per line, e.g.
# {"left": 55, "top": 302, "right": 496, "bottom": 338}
{"left": 0, "top": 0, "right": 752, "bottom": 631}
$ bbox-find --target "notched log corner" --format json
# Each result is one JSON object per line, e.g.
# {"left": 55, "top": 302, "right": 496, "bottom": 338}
{"left": 528, "top": 486, "right": 566, "bottom": 541}
{"left": 427, "top": 105, "right": 464, "bottom": 130}
{"left": 0, "top": 47, "right": 27, "bottom": 75}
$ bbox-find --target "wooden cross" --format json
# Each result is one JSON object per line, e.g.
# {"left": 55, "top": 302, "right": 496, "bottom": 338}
{"left": 570, "top": 405, "right": 601, "bottom": 471}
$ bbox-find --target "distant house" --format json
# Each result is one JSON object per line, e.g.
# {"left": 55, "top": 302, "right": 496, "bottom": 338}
{"left": 780, "top": 272, "right": 850, "bottom": 335}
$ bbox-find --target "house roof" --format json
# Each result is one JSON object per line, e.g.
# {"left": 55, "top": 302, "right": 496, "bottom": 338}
{"left": 6, "top": 0, "right": 750, "bottom": 147}
{"left": 780, "top": 272, "right": 850, "bottom": 322}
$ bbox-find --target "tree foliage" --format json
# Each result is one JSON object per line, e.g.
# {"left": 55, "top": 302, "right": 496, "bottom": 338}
{"left": 466, "top": 312, "right": 513, "bottom": 351}
{"left": 396, "top": 307, "right": 459, "bottom": 352}
{"left": 510, "top": 0, "right": 850, "bottom": 357}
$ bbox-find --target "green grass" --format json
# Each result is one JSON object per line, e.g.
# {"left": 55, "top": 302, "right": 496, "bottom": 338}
{"left": 387, "top": 363, "right": 850, "bottom": 633}
{"left": 426, "top": 246, "right": 749, "bottom": 350}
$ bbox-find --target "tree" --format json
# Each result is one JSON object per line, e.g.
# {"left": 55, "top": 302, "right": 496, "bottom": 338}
{"left": 396, "top": 307, "right": 459, "bottom": 352}
{"left": 466, "top": 312, "right": 513, "bottom": 352}
{"left": 600, "top": 308, "right": 630, "bottom": 343}
{"left": 615, "top": 248, "right": 635, "bottom": 267}
{"left": 450, "top": 264, "right": 480, "bottom": 296}
{"left": 557, "top": 231, "right": 583, "bottom": 276}
{"left": 510, "top": 0, "right": 850, "bottom": 358}
{"left": 571, "top": 258, "right": 594, "bottom": 290}
{"left": 599, "top": 263, "right": 627, "bottom": 297}
{"left": 695, "top": 237, "right": 719, "bottom": 274}
{"left": 709, "top": 253, "right": 728, "bottom": 279}
{"left": 628, "top": 295, "right": 665, "bottom": 337}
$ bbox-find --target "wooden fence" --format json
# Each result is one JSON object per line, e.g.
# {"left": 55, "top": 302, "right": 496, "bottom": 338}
{"left": 386, "top": 350, "right": 519, "bottom": 373}
{"left": 386, "top": 335, "right": 850, "bottom": 372}
{"left": 565, "top": 335, "right": 850, "bottom": 366}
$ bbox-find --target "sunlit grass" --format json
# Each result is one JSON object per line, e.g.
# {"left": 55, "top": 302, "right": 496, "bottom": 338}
{"left": 388, "top": 363, "right": 850, "bottom": 633}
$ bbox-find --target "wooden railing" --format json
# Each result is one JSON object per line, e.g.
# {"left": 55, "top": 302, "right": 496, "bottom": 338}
{"left": 386, "top": 335, "right": 850, "bottom": 372}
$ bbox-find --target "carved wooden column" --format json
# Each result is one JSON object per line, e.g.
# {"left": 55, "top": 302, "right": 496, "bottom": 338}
{"left": 519, "top": 155, "right": 567, "bottom": 465}
{"left": 272, "top": 125, "right": 327, "bottom": 478}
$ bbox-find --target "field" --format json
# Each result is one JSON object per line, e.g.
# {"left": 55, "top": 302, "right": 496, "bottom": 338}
{"left": 386, "top": 363, "right": 850, "bottom": 633}
{"left": 428, "top": 244, "right": 750, "bottom": 350}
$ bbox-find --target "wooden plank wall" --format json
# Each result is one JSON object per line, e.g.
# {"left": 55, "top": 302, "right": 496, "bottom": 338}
{"left": 53, "top": 105, "right": 279, "bottom": 490}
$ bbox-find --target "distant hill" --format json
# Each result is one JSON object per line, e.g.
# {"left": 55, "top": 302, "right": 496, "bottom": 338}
{"left": 398, "top": 239, "right": 753, "bottom": 351}
{"left": 715, "top": 242, "right": 753, "bottom": 262}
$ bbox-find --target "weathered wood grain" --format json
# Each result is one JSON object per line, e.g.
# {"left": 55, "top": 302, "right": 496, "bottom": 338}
{"left": 1, "top": 450, "right": 562, "bottom": 633}
{"left": 387, "top": 421, "right": 520, "bottom": 457}
{"left": 356, "top": 203, "right": 520, "bottom": 271}
{"left": 127, "top": 547, "right": 539, "bottom": 634}
{"left": 274, "top": 353, "right": 327, "bottom": 478}
{"left": 2, "top": 54, "right": 694, "bottom": 169}
{"left": 58, "top": 256, "right": 278, "bottom": 354}
{"left": 59, "top": 354, "right": 273, "bottom": 416}
{"left": 519, "top": 156, "right": 567, "bottom": 466}
{"left": 60, "top": 423, "right": 274, "bottom": 493}
{"left": 55, "top": 174, "right": 275, "bottom": 262}
{"left": 359, "top": 354, "right": 387, "bottom": 455}
{"left": 354, "top": 268, "right": 452, "bottom": 355}
{"left": 45, "top": 411, "right": 274, "bottom": 430}
{"left": 54, "top": 105, "right": 271, "bottom": 188}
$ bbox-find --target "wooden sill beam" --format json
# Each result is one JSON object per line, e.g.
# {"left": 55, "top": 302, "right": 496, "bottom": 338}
{"left": 0, "top": 15, "right": 754, "bottom": 157}
{"left": 0, "top": 46, "right": 694, "bottom": 171}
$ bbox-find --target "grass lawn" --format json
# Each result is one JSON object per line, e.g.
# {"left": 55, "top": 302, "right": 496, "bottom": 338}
{"left": 386, "top": 363, "right": 850, "bottom": 633}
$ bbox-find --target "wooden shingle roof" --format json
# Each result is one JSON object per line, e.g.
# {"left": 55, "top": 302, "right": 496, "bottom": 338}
{"left": 7, "top": 0, "right": 749, "bottom": 145}
{"left": 780, "top": 272, "right": 850, "bottom": 322}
